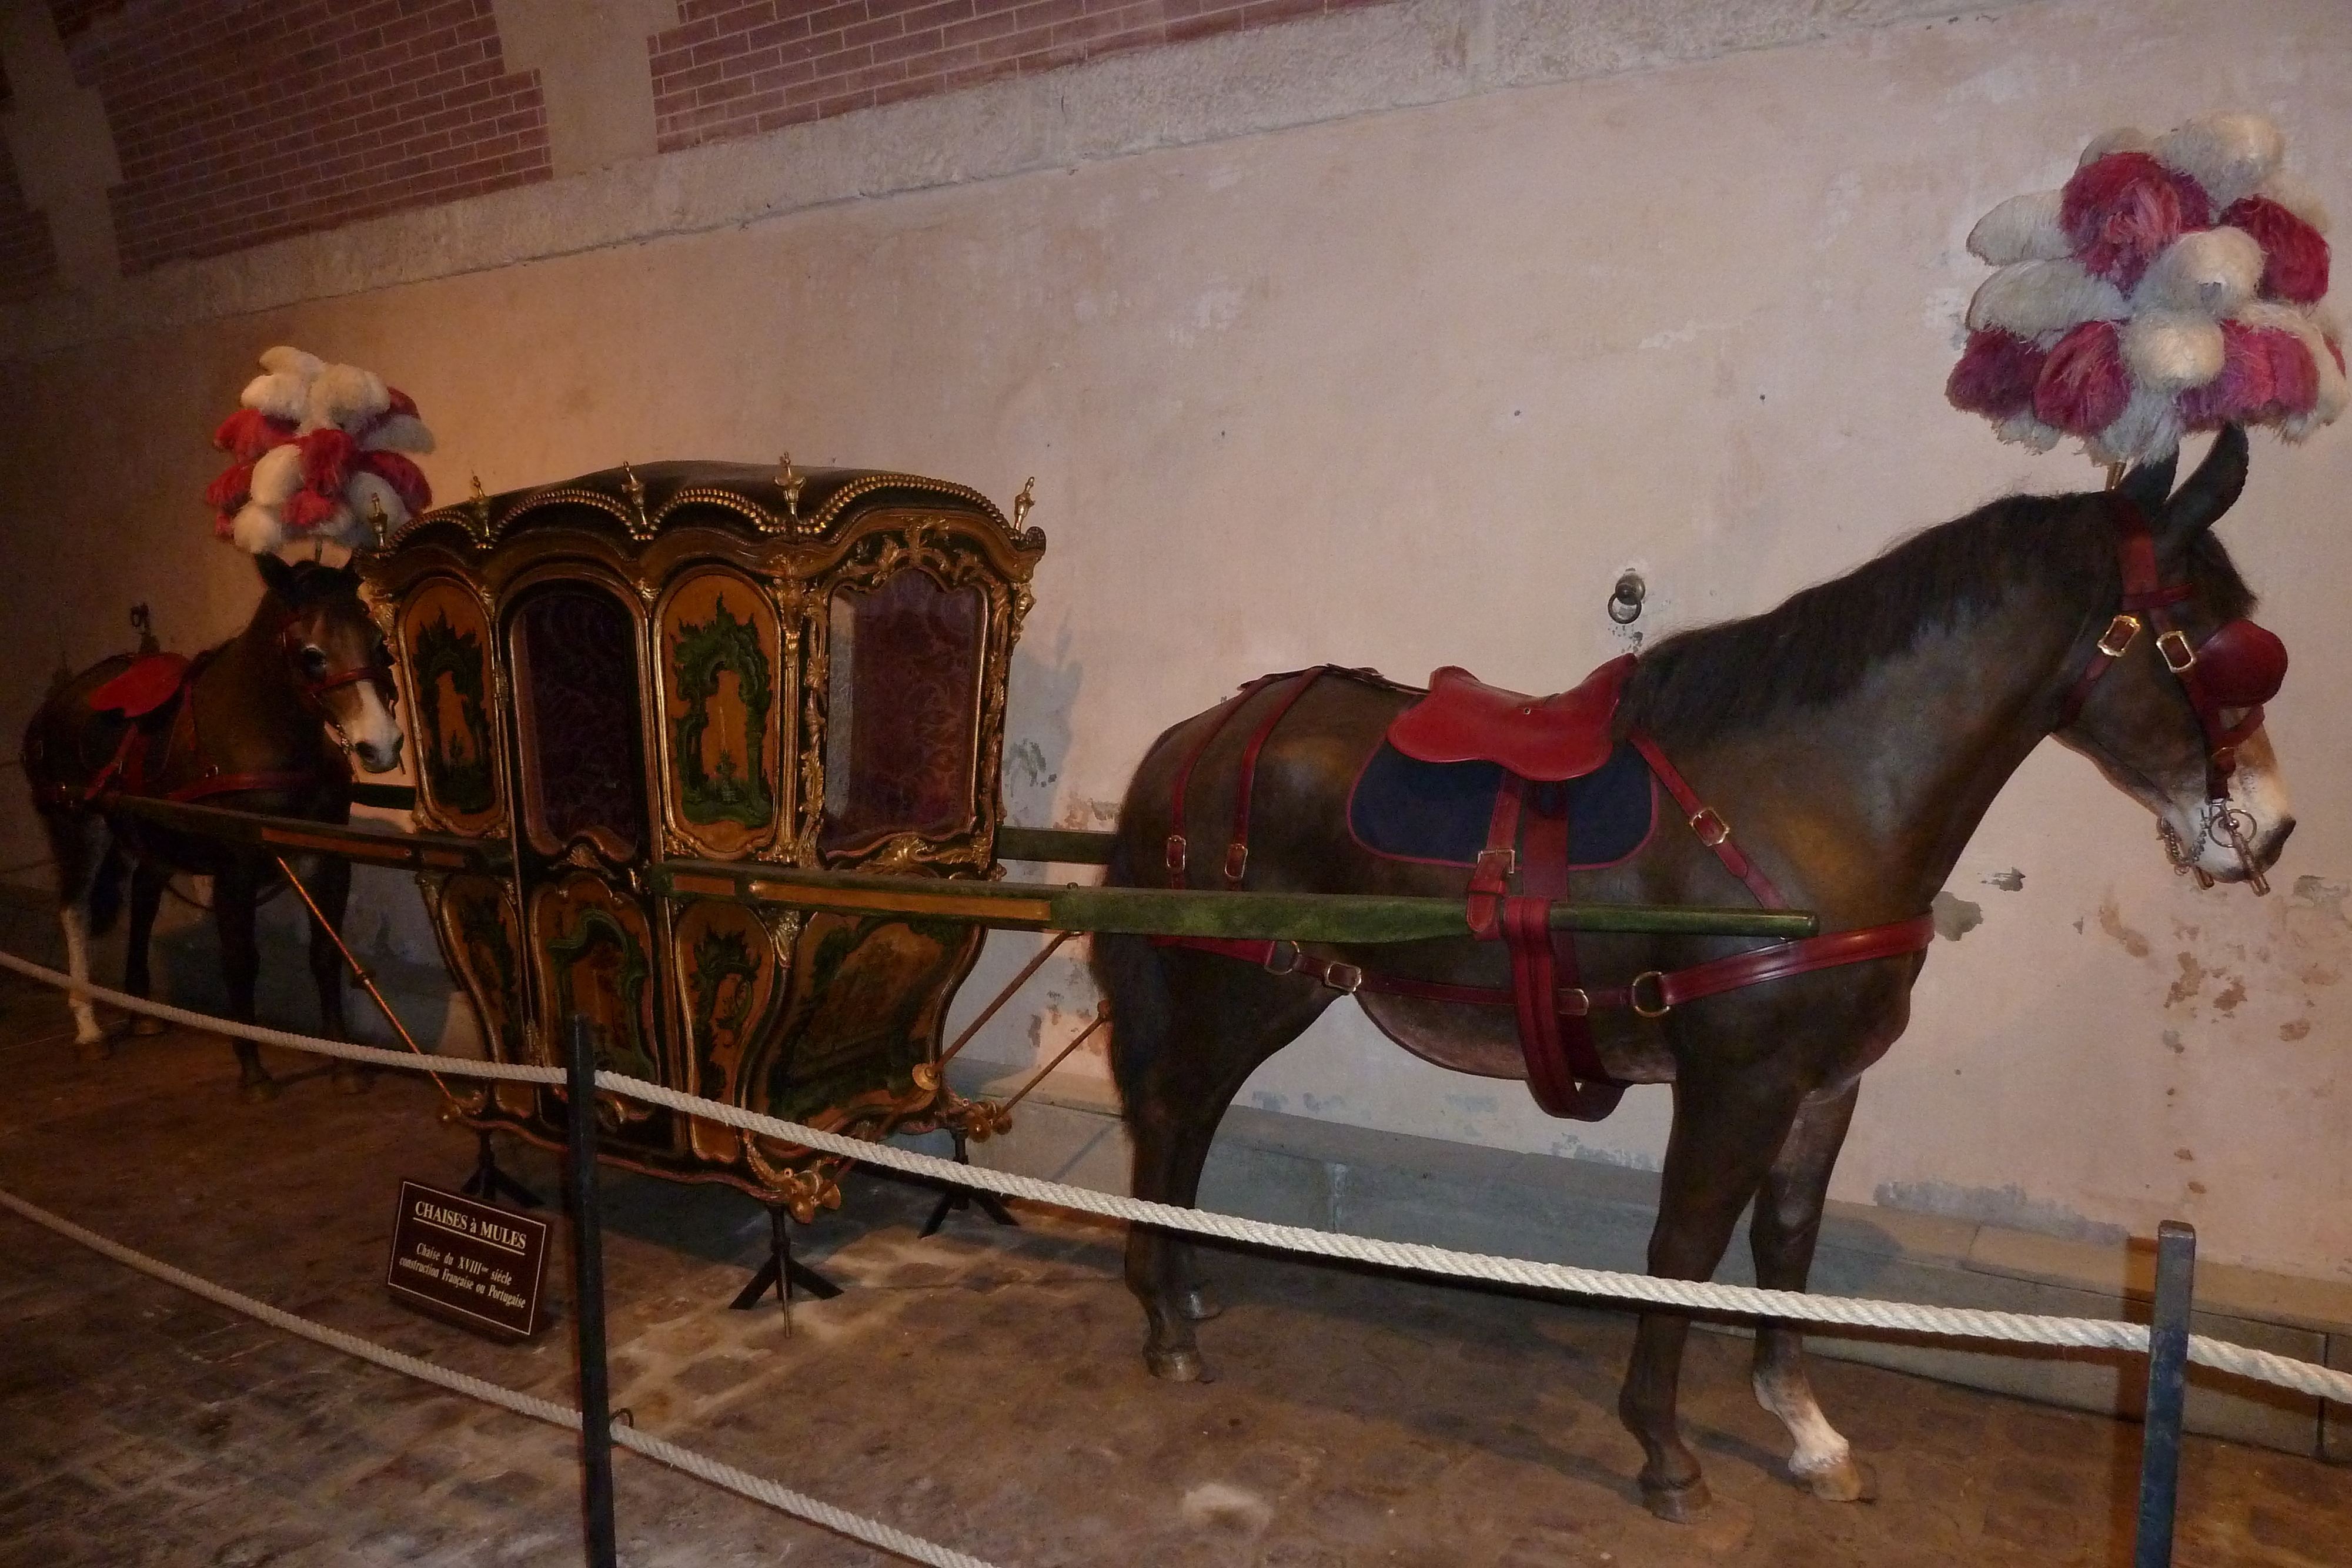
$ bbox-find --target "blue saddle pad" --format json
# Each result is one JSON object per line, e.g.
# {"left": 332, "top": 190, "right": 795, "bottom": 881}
{"left": 1347, "top": 740, "right": 1655, "bottom": 869}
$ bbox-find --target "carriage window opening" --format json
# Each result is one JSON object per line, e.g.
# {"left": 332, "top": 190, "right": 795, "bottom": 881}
{"left": 510, "top": 586, "right": 649, "bottom": 861}
{"left": 821, "top": 571, "right": 985, "bottom": 855}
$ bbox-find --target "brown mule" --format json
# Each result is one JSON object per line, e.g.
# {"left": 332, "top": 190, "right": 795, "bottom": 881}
{"left": 21, "top": 555, "right": 405, "bottom": 1099}
{"left": 1094, "top": 428, "right": 2293, "bottom": 1519}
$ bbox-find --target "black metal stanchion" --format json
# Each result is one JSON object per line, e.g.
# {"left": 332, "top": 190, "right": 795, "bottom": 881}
{"left": 2133, "top": 1219, "right": 2197, "bottom": 1568}
{"left": 565, "top": 1015, "right": 619, "bottom": 1568}
{"left": 462, "top": 1128, "right": 544, "bottom": 1209}
{"left": 920, "top": 1128, "right": 1020, "bottom": 1238}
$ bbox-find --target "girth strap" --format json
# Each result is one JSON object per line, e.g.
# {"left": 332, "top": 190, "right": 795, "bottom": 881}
{"left": 1469, "top": 772, "right": 1623, "bottom": 1119}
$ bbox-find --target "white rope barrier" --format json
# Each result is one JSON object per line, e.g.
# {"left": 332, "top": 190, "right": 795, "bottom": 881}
{"left": 5, "top": 948, "right": 2349, "bottom": 1406}
{"left": 0, "top": 1185, "right": 1000, "bottom": 1568}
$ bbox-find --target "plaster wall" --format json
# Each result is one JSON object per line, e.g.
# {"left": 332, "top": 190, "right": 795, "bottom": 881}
{"left": 1, "top": 0, "right": 2347, "bottom": 1282}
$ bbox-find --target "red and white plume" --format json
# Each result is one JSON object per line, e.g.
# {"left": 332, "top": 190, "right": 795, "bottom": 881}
{"left": 206, "top": 346, "right": 436, "bottom": 554}
{"left": 1949, "top": 112, "right": 2343, "bottom": 465}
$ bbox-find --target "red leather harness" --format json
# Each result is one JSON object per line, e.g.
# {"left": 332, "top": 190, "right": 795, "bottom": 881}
{"left": 2056, "top": 496, "right": 2286, "bottom": 807}
{"left": 1148, "top": 664, "right": 1936, "bottom": 1119}
{"left": 65, "top": 612, "right": 384, "bottom": 809}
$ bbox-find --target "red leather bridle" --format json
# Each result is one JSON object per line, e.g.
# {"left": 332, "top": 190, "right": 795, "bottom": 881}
{"left": 2056, "top": 497, "right": 2287, "bottom": 890}
{"left": 278, "top": 615, "right": 397, "bottom": 751}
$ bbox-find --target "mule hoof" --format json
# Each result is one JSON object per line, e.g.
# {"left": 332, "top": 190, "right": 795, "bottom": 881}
{"left": 332, "top": 1065, "right": 372, "bottom": 1095}
{"left": 1639, "top": 1476, "right": 1712, "bottom": 1523}
{"left": 128, "top": 1015, "right": 168, "bottom": 1037}
{"left": 1177, "top": 1286, "right": 1221, "bottom": 1322}
{"left": 74, "top": 1038, "right": 111, "bottom": 1064}
{"left": 1798, "top": 1455, "right": 1877, "bottom": 1504}
{"left": 239, "top": 1076, "right": 281, "bottom": 1105}
{"left": 1145, "top": 1345, "right": 1205, "bottom": 1382}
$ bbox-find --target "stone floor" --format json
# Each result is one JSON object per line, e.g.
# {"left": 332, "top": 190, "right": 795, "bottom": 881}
{"left": 2, "top": 968, "right": 2350, "bottom": 1568}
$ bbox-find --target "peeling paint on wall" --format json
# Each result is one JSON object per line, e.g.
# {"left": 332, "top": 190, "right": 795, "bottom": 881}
{"left": 2097, "top": 901, "right": 2152, "bottom": 958}
{"left": 1930, "top": 890, "right": 1982, "bottom": 940}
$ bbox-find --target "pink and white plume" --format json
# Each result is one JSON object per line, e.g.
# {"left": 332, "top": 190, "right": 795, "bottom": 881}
{"left": 1949, "top": 112, "right": 2342, "bottom": 465}
{"left": 207, "top": 346, "right": 436, "bottom": 554}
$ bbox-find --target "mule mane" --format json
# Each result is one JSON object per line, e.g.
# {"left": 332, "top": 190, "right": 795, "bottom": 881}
{"left": 1620, "top": 491, "right": 2254, "bottom": 738}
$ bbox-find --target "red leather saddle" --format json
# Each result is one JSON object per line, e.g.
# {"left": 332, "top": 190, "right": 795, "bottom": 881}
{"left": 1385, "top": 654, "right": 1636, "bottom": 781}
{"left": 88, "top": 653, "right": 192, "bottom": 718}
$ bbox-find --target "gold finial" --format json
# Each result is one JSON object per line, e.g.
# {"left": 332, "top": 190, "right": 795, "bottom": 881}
{"left": 621, "top": 460, "right": 651, "bottom": 536}
{"left": 467, "top": 474, "right": 492, "bottom": 533}
{"left": 367, "top": 491, "right": 390, "bottom": 551}
{"left": 776, "top": 454, "right": 805, "bottom": 524}
{"left": 2104, "top": 460, "right": 2127, "bottom": 491}
{"left": 1012, "top": 476, "right": 1035, "bottom": 530}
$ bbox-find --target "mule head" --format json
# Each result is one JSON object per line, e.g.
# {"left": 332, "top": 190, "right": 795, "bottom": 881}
{"left": 256, "top": 554, "right": 404, "bottom": 773}
{"left": 2057, "top": 426, "right": 2294, "bottom": 889}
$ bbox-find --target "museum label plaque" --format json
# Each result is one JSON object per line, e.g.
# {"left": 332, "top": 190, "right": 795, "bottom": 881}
{"left": 385, "top": 1180, "right": 550, "bottom": 1342}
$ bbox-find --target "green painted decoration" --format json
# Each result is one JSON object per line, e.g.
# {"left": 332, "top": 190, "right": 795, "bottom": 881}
{"left": 669, "top": 596, "right": 774, "bottom": 830}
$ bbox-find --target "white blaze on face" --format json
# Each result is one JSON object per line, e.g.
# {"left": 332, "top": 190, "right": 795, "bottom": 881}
{"left": 2156, "top": 727, "right": 2294, "bottom": 882}
{"left": 340, "top": 683, "right": 405, "bottom": 773}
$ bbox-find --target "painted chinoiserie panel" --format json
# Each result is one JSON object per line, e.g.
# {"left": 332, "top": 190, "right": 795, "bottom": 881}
{"left": 657, "top": 569, "right": 785, "bottom": 860}
{"left": 427, "top": 873, "right": 531, "bottom": 1117}
{"left": 369, "top": 460, "right": 1044, "bottom": 1211}
{"left": 396, "top": 578, "right": 504, "bottom": 835}
{"left": 670, "top": 895, "right": 789, "bottom": 1164}
{"left": 531, "top": 873, "right": 668, "bottom": 1139}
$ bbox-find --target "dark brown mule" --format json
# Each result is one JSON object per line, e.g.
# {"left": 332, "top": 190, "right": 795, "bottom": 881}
{"left": 21, "top": 556, "right": 405, "bottom": 1100}
{"left": 1094, "top": 428, "right": 2292, "bottom": 1519}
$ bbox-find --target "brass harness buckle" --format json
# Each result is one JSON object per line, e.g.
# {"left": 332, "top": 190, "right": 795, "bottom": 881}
{"left": 1688, "top": 807, "right": 1732, "bottom": 848}
{"left": 2098, "top": 614, "right": 2141, "bottom": 658}
{"left": 2157, "top": 627, "right": 2197, "bottom": 674}
{"left": 1164, "top": 834, "right": 1188, "bottom": 872}
{"left": 1629, "top": 971, "right": 1673, "bottom": 1019}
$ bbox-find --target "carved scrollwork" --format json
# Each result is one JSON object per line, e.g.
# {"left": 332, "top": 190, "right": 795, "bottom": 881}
{"left": 739, "top": 1137, "right": 847, "bottom": 1222}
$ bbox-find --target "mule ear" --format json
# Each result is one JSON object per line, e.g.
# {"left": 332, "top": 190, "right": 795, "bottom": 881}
{"left": 2116, "top": 449, "right": 2177, "bottom": 519}
{"left": 2157, "top": 423, "right": 2249, "bottom": 549}
{"left": 255, "top": 550, "right": 296, "bottom": 603}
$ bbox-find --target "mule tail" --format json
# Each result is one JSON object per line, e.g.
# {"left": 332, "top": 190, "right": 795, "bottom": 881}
{"left": 1091, "top": 838, "right": 1174, "bottom": 1114}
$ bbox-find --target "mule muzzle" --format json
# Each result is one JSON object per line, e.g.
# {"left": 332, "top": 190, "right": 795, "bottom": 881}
{"left": 353, "top": 733, "right": 404, "bottom": 774}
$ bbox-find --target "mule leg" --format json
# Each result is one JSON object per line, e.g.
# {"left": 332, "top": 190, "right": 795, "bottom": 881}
{"left": 1749, "top": 1082, "right": 1874, "bottom": 1502}
{"left": 1620, "top": 1068, "right": 1812, "bottom": 1522}
{"left": 121, "top": 861, "right": 169, "bottom": 1037}
{"left": 58, "top": 903, "right": 108, "bottom": 1059}
{"left": 214, "top": 855, "right": 276, "bottom": 1102}
{"left": 40, "top": 809, "right": 109, "bottom": 1058}
{"left": 300, "top": 855, "right": 369, "bottom": 1095}
{"left": 1100, "top": 935, "right": 1329, "bottom": 1382}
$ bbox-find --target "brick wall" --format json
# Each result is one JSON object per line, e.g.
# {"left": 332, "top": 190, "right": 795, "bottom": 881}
{"left": 66, "top": 0, "right": 552, "bottom": 273}
{"left": 0, "top": 59, "right": 61, "bottom": 298}
{"left": 49, "top": 0, "right": 128, "bottom": 41}
{"left": 650, "top": 0, "right": 1386, "bottom": 154}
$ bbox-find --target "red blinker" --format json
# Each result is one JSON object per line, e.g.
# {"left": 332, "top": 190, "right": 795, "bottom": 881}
{"left": 2192, "top": 619, "right": 2288, "bottom": 707}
